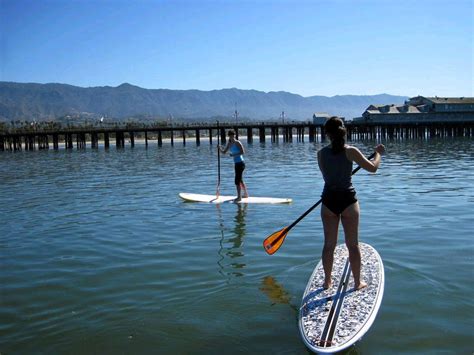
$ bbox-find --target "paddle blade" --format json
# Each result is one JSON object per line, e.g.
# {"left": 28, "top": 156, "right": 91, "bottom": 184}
{"left": 263, "top": 227, "right": 289, "bottom": 255}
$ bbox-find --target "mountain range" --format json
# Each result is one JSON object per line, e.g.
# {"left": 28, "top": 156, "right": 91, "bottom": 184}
{"left": 0, "top": 81, "right": 408, "bottom": 122}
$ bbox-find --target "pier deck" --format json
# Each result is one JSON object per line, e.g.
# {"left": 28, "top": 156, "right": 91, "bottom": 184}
{"left": 0, "top": 121, "right": 472, "bottom": 151}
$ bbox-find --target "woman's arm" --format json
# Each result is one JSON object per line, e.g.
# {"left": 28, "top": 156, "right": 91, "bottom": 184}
{"left": 345, "top": 145, "right": 385, "bottom": 173}
{"left": 317, "top": 150, "right": 324, "bottom": 174}
{"left": 219, "top": 142, "right": 230, "bottom": 154}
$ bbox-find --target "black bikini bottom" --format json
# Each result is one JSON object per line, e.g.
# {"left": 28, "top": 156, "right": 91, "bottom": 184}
{"left": 321, "top": 189, "right": 357, "bottom": 215}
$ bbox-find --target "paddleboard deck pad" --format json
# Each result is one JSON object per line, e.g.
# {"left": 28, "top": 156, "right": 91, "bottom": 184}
{"left": 179, "top": 193, "right": 292, "bottom": 204}
{"left": 299, "top": 242, "right": 384, "bottom": 353}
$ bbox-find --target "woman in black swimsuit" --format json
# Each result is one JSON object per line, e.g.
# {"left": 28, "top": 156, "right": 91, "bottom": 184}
{"left": 317, "top": 117, "right": 385, "bottom": 290}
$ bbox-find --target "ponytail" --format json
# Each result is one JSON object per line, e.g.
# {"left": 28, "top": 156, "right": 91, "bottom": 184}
{"left": 324, "top": 117, "right": 347, "bottom": 154}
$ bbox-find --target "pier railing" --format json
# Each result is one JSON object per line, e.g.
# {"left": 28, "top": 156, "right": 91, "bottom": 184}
{"left": 0, "top": 121, "right": 472, "bottom": 151}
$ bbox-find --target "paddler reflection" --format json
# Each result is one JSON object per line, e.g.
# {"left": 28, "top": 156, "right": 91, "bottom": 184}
{"left": 216, "top": 204, "right": 248, "bottom": 278}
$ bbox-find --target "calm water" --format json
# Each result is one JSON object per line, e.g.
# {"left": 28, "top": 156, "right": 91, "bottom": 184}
{"left": 1, "top": 137, "right": 473, "bottom": 354}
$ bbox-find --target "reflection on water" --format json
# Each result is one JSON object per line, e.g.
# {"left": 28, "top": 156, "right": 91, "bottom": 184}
{"left": 216, "top": 204, "right": 247, "bottom": 278}
{"left": 260, "top": 276, "right": 292, "bottom": 306}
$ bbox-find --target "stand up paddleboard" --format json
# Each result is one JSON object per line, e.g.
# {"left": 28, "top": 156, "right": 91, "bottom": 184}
{"left": 179, "top": 193, "right": 292, "bottom": 204}
{"left": 299, "top": 242, "right": 384, "bottom": 353}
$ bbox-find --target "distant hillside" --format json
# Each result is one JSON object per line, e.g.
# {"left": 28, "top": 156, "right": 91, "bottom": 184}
{"left": 0, "top": 81, "right": 408, "bottom": 122}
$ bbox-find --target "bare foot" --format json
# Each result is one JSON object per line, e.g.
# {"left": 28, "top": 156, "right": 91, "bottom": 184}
{"left": 323, "top": 280, "right": 332, "bottom": 290}
{"left": 233, "top": 197, "right": 242, "bottom": 203}
{"left": 354, "top": 281, "right": 367, "bottom": 290}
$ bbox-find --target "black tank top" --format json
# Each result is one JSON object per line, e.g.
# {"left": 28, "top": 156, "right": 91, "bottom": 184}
{"left": 319, "top": 146, "right": 354, "bottom": 192}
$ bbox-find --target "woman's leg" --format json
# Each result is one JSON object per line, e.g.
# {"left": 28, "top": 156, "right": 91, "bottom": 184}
{"left": 234, "top": 163, "right": 243, "bottom": 201}
{"left": 341, "top": 202, "right": 367, "bottom": 290}
{"left": 240, "top": 182, "right": 248, "bottom": 198}
{"left": 235, "top": 184, "right": 242, "bottom": 201}
{"left": 240, "top": 163, "right": 248, "bottom": 198}
{"left": 321, "top": 204, "right": 340, "bottom": 289}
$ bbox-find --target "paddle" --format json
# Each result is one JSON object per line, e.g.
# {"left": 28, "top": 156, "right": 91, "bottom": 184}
{"left": 263, "top": 152, "right": 376, "bottom": 255}
{"left": 216, "top": 120, "right": 221, "bottom": 198}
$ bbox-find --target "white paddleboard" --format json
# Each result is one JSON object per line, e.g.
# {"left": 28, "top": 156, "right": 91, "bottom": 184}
{"left": 179, "top": 193, "right": 292, "bottom": 204}
{"left": 299, "top": 242, "right": 384, "bottom": 353}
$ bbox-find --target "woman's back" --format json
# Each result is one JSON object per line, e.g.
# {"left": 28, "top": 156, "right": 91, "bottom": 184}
{"left": 319, "top": 146, "right": 353, "bottom": 191}
{"left": 230, "top": 142, "right": 244, "bottom": 163}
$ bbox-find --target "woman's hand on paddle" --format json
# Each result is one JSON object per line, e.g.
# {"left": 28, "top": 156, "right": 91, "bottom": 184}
{"left": 365, "top": 145, "right": 384, "bottom": 173}
{"left": 219, "top": 143, "right": 229, "bottom": 154}
{"left": 374, "top": 144, "right": 385, "bottom": 155}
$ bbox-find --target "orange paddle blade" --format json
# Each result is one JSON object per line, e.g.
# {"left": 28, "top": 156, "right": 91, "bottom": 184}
{"left": 263, "top": 227, "right": 289, "bottom": 255}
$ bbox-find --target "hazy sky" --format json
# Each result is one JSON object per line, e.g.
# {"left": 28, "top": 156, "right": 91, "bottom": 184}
{"left": 1, "top": 0, "right": 472, "bottom": 97}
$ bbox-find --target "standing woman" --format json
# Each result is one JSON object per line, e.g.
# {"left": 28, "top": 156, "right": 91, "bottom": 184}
{"left": 219, "top": 130, "right": 249, "bottom": 202}
{"left": 318, "top": 117, "right": 385, "bottom": 290}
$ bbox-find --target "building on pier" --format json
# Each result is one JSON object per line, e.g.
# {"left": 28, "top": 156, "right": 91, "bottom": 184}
{"left": 313, "top": 112, "right": 346, "bottom": 125}
{"left": 355, "top": 96, "right": 474, "bottom": 124}
{"left": 312, "top": 112, "right": 331, "bottom": 125}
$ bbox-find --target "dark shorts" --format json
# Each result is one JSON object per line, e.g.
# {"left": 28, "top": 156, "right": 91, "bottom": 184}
{"left": 321, "top": 189, "right": 357, "bottom": 215}
{"left": 234, "top": 162, "right": 245, "bottom": 185}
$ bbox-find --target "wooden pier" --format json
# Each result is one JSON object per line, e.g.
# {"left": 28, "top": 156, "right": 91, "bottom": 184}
{"left": 0, "top": 121, "right": 472, "bottom": 152}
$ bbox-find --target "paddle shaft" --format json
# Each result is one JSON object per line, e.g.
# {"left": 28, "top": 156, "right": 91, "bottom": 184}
{"left": 286, "top": 152, "right": 376, "bottom": 232}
